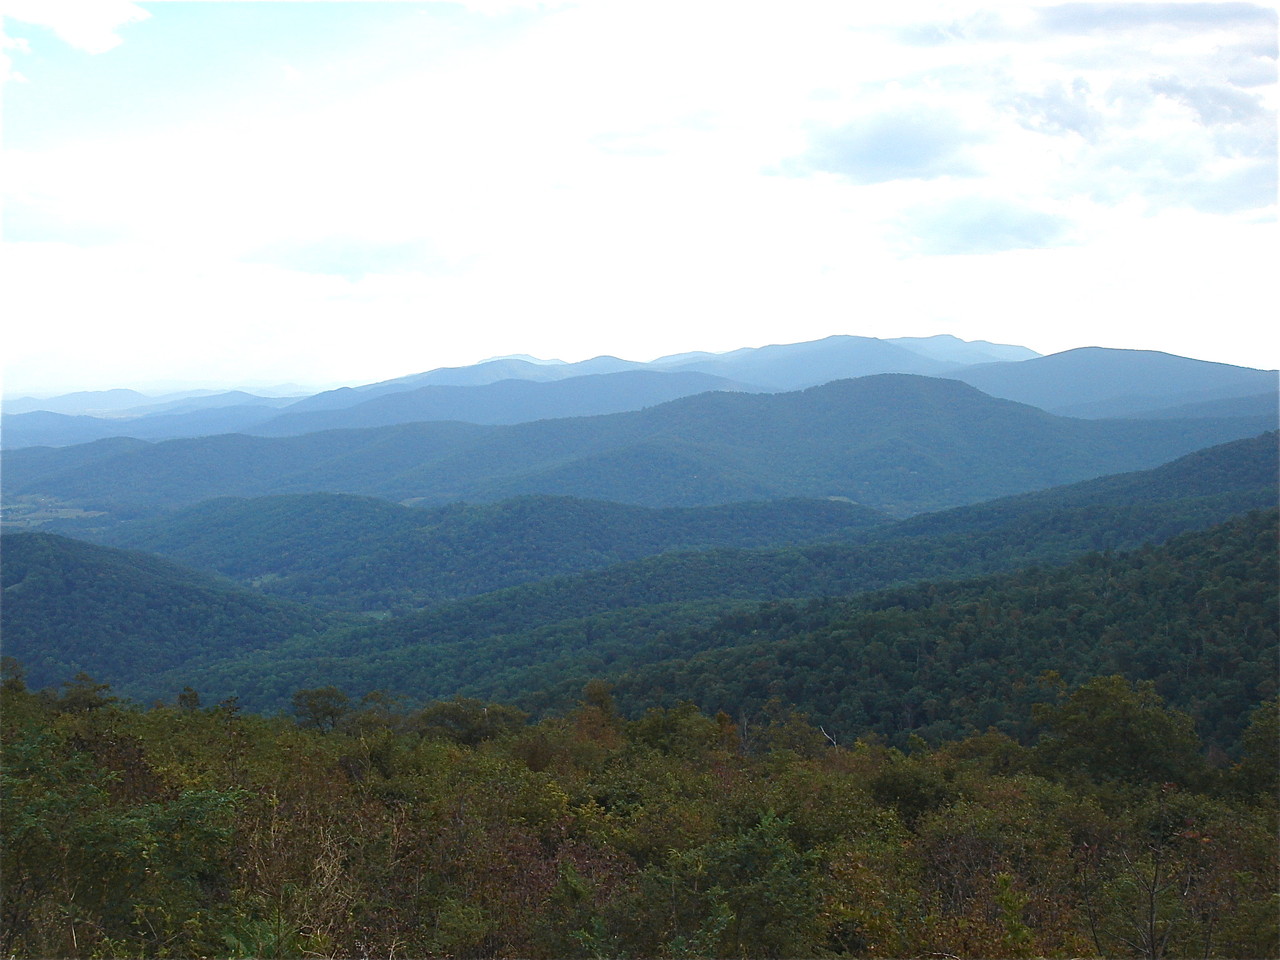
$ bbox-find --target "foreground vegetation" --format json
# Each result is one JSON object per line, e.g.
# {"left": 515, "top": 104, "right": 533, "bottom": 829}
{"left": 2, "top": 667, "right": 1276, "bottom": 959}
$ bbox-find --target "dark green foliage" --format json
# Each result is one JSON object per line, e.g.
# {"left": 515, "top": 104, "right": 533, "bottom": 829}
{"left": 74, "top": 432, "right": 1274, "bottom": 650}
{"left": 85, "top": 493, "right": 889, "bottom": 611}
{"left": 290, "top": 686, "right": 351, "bottom": 731}
{"left": 57, "top": 672, "right": 117, "bottom": 713}
{"left": 1, "top": 711, "right": 242, "bottom": 958}
{"left": 1032, "top": 676, "right": 1205, "bottom": 785}
{"left": 138, "top": 599, "right": 746, "bottom": 717}
{"left": 601, "top": 510, "right": 1278, "bottom": 752}
{"left": 413, "top": 697, "right": 529, "bottom": 745}
{"left": 1234, "top": 698, "right": 1280, "bottom": 798}
{"left": 3, "top": 350, "right": 1274, "bottom": 959}
{"left": 118, "top": 509, "right": 1276, "bottom": 765}
{"left": 622, "top": 812, "right": 826, "bottom": 957}
{"left": 7, "top": 437, "right": 1275, "bottom": 745}
{"left": 0, "top": 531, "right": 330, "bottom": 693}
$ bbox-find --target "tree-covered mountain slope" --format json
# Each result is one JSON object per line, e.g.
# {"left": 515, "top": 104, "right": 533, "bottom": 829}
{"left": 293, "top": 429, "right": 1280, "bottom": 640}
{"left": 84, "top": 494, "right": 890, "bottom": 611}
{"left": 138, "top": 509, "right": 1278, "bottom": 756}
{"left": 5, "top": 374, "right": 1273, "bottom": 519}
{"left": 602, "top": 508, "right": 1278, "bottom": 752}
{"left": 6, "top": 432, "right": 1271, "bottom": 713}
{"left": 0, "top": 532, "right": 332, "bottom": 691}
{"left": 113, "top": 434, "right": 1276, "bottom": 714}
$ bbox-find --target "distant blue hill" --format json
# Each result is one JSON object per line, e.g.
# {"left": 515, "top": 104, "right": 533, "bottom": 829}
{"left": 653, "top": 334, "right": 959, "bottom": 389}
{"left": 245, "top": 370, "right": 757, "bottom": 436}
{"left": 5, "top": 336, "right": 1273, "bottom": 451}
{"left": 5, "top": 373, "right": 1274, "bottom": 520}
{"left": 953, "top": 347, "right": 1278, "bottom": 418}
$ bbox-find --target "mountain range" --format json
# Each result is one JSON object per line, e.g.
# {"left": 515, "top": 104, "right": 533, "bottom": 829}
{"left": 5, "top": 431, "right": 1274, "bottom": 712}
{"left": 2, "top": 330, "right": 1276, "bottom": 730}
{"left": 5, "top": 335, "right": 1274, "bottom": 449}
{"left": 5, "top": 374, "right": 1274, "bottom": 522}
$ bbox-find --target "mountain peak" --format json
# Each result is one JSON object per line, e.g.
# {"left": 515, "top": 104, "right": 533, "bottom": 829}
{"left": 478, "top": 354, "right": 567, "bottom": 365}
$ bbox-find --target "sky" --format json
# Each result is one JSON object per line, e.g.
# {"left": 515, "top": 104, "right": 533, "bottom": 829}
{"left": 1, "top": 0, "right": 1277, "bottom": 397}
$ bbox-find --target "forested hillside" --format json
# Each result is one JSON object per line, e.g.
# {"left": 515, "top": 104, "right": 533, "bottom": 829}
{"left": 7, "top": 434, "right": 1274, "bottom": 715}
{"left": 0, "top": 532, "right": 332, "bottom": 692}
{"left": 81, "top": 494, "right": 890, "bottom": 611}
{"left": 603, "top": 509, "right": 1278, "bottom": 752}
{"left": 68, "top": 432, "right": 1277, "bottom": 615}
{"left": 146, "top": 510, "right": 1278, "bottom": 752}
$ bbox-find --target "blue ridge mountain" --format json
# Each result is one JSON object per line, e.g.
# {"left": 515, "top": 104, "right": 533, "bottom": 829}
{"left": 7, "top": 336, "right": 1273, "bottom": 449}
{"left": 283, "top": 355, "right": 648, "bottom": 413}
{"left": 4, "top": 374, "right": 1274, "bottom": 521}
{"left": 3, "top": 388, "right": 159, "bottom": 416}
{"left": 109, "top": 390, "right": 300, "bottom": 418}
{"left": 244, "top": 370, "right": 758, "bottom": 436}
{"left": 1, "top": 370, "right": 756, "bottom": 448}
{"left": 883, "top": 334, "right": 1039, "bottom": 364}
{"left": 650, "top": 335, "right": 961, "bottom": 389}
{"left": 2, "top": 404, "right": 284, "bottom": 449}
{"left": 951, "top": 346, "right": 1278, "bottom": 418}
{"left": 2, "top": 333, "right": 1031, "bottom": 447}
{"left": 1119, "top": 392, "right": 1280, "bottom": 421}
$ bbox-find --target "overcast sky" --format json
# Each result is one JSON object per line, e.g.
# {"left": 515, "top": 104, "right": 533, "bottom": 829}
{"left": 2, "top": 0, "right": 1276, "bottom": 396}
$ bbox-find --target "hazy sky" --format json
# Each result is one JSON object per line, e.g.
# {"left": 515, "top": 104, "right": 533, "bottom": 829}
{"left": 2, "top": 1, "right": 1277, "bottom": 396}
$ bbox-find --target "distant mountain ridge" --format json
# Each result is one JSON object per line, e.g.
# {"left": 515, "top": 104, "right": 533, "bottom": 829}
{"left": 3, "top": 334, "right": 1030, "bottom": 447}
{"left": 1, "top": 371, "right": 757, "bottom": 448}
{"left": 5, "top": 373, "right": 1273, "bottom": 522}
{"left": 245, "top": 370, "right": 756, "bottom": 436}
{"left": 651, "top": 335, "right": 957, "bottom": 389}
{"left": 952, "top": 347, "right": 1278, "bottom": 417}
{"left": 6, "top": 335, "right": 1274, "bottom": 450}
{"left": 883, "top": 334, "right": 1038, "bottom": 364}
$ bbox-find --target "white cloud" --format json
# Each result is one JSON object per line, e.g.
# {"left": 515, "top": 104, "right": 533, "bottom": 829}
{"left": 796, "top": 108, "right": 988, "bottom": 184}
{"left": 1, "top": 0, "right": 149, "bottom": 55}
{"left": 895, "top": 195, "right": 1073, "bottom": 255}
